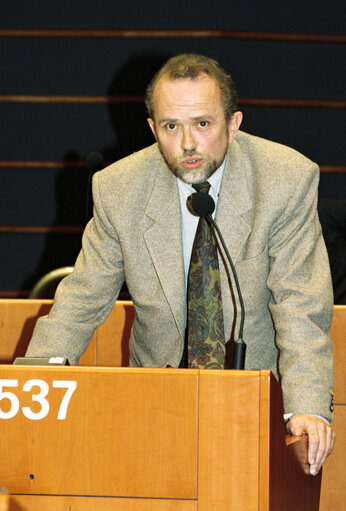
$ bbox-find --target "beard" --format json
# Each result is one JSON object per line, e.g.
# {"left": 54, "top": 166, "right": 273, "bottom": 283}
{"left": 162, "top": 150, "right": 227, "bottom": 185}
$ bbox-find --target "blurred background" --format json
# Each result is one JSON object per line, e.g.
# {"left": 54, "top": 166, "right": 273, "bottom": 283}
{"left": 1, "top": 0, "right": 345, "bottom": 299}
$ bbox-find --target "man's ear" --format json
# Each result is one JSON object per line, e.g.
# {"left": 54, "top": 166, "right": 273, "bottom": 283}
{"left": 228, "top": 111, "right": 243, "bottom": 144}
{"left": 147, "top": 118, "right": 157, "bottom": 140}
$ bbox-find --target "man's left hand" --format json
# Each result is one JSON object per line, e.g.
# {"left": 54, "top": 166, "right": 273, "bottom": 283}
{"left": 286, "top": 414, "right": 335, "bottom": 475}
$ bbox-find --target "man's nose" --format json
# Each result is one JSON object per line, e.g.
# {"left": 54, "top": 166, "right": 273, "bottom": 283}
{"left": 181, "top": 127, "right": 196, "bottom": 153}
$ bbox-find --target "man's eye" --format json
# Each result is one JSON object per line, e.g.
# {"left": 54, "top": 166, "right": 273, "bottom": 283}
{"left": 198, "top": 121, "right": 208, "bottom": 128}
{"left": 166, "top": 123, "right": 176, "bottom": 131}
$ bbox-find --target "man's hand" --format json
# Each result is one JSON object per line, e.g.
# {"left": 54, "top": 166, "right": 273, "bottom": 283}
{"left": 286, "top": 414, "right": 336, "bottom": 475}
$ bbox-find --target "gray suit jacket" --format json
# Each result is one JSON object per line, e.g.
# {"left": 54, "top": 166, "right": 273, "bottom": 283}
{"left": 26, "top": 131, "right": 334, "bottom": 420}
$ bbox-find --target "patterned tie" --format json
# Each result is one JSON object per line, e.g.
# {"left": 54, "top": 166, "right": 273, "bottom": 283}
{"left": 187, "top": 181, "right": 225, "bottom": 368}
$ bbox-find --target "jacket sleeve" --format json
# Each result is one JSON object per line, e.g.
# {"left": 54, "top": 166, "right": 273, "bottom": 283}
{"left": 268, "top": 165, "right": 333, "bottom": 419}
{"left": 267, "top": 163, "right": 334, "bottom": 420}
{"left": 26, "top": 172, "right": 125, "bottom": 365}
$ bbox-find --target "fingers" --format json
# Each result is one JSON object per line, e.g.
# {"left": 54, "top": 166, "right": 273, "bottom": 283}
{"left": 287, "top": 414, "right": 335, "bottom": 475}
{"left": 316, "top": 425, "right": 336, "bottom": 471}
{"left": 286, "top": 417, "right": 304, "bottom": 436}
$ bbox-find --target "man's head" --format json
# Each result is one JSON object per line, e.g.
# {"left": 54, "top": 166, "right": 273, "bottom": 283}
{"left": 146, "top": 53, "right": 243, "bottom": 184}
{"left": 145, "top": 53, "right": 238, "bottom": 121}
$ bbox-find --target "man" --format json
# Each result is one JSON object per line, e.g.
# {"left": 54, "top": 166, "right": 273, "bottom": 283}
{"left": 26, "top": 53, "right": 335, "bottom": 475}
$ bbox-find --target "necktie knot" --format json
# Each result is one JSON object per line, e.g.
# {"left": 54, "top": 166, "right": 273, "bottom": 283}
{"left": 192, "top": 181, "right": 211, "bottom": 194}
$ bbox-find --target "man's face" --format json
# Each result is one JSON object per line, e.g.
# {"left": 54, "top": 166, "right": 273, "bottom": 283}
{"left": 148, "top": 74, "right": 242, "bottom": 184}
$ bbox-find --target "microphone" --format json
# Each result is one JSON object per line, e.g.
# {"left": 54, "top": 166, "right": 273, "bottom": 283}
{"left": 187, "top": 191, "right": 246, "bottom": 369}
{"left": 188, "top": 190, "right": 215, "bottom": 217}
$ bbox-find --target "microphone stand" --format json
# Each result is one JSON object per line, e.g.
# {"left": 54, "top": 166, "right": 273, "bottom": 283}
{"left": 206, "top": 215, "right": 246, "bottom": 370}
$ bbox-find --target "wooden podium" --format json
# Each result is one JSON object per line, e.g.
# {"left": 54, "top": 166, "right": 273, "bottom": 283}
{"left": 0, "top": 366, "right": 320, "bottom": 510}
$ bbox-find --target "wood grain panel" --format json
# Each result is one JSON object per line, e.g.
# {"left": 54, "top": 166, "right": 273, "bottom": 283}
{"left": 263, "top": 373, "right": 321, "bottom": 511}
{"left": 0, "top": 160, "right": 86, "bottom": 168}
{"left": 320, "top": 405, "right": 346, "bottom": 511}
{"left": 0, "top": 299, "right": 95, "bottom": 366}
{"left": 0, "top": 301, "right": 344, "bottom": 510}
{"left": 197, "top": 370, "right": 260, "bottom": 511}
{"left": 0, "top": 366, "right": 198, "bottom": 499}
{"left": 0, "top": 300, "right": 53, "bottom": 362}
{"left": 1, "top": 161, "right": 344, "bottom": 172}
{"left": 258, "top": 370, "right": 271, "bottom": 509}
{"left": 95, "top": 300, "right": 134, "bottom": 366}
{"left": 1, "top": 95, "right": 345, "bottom": 109}
{"left": 331, "top": 306, "right": 346, "bottom": 403}
{"left": 9, "top": 496, "right": 197, "bottom": 511}
{"left": 0, "top": 226, "right": 84, "bottom": 234}
{"left": 0, "top": 29, "right": 345, "bottom": 43}
{"left": 0, "top": 299, "right": 132, "bottom": 366}
{"left": 0, "top": 290, "right": 29, "bottom": 299}
{"left": 0, "top": 493, "right": 9, "bottom": 511}
{"left": 0, "top": 366, "right": 324, "bottom": 509}
{"left": 0, "top": 95, "right": 143, "bottom": 104}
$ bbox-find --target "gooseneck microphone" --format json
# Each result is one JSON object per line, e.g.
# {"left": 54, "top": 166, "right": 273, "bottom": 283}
{"left": 187, "top": 191, "right": 246, "bottom": 369}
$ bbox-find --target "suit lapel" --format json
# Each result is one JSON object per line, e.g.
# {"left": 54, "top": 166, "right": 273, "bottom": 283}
{"left": 216, "top": 140, "right": 252, "bottom": 261}
{"left": 215, "top": 140, "right": 252, "bottom": 339}
{"left": 143, "top": 160, "right": 186, "bottom": 339}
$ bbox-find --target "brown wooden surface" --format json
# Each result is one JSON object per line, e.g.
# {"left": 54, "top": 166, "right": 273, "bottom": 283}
{"left": 0, "top": 301, "right": 345, "bottom": 510}
{"left": 0, "top": 367, "right": 322, "bottom": 510}
{"left": 1, "top": 368, "right": 321, "bottom": 510}
{"left": 9, "top": 496, "right": 196, "bottom": 511}
{"left": 1, "top": 29, "right": 345, "bottom": 43}
{"left": 95, "top": 301, "right": 134, "bottom": 366}
{"left": 0, "top": 494, "right": 9, "bottom": 511}
{"left": 1, "top": 161, "right": 344, "bottom": 172}
{"left": 0, "top": 298, "right": 132, "bottom": 366}
{"left": 330, "top": 305, "right": 346, "bottom": 403}
{"left": 264, "top": 371, "right": 322, "bottom": 511}
{"left": 319, "top": 305, "right": 346, "bottom": 511}
{"left": 1, "top": 95, "right": 345, "bottom": 109}
{"left": 0, "top": 300, "right": 54, "bottom": 363}
{"left": 320, "top": 405, "right": 346, "bottom": 510}
{"left": 198, "top": 370, "right": 260, "bottom": 510}
{"left": 257, "top": 371, "right": 322, "bottom": 511}
{"left": 0, "top": 366, "right": 198, "bottom": 499}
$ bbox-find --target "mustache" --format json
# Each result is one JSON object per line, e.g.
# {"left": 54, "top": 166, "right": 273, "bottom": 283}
{"left": 180, "top": 151, "right": 203, "bottom": 161}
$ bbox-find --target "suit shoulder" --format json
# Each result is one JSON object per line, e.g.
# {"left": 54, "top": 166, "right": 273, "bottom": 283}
{"left": 91, "top": 143, "right": 165, "bottom": 211}
{"left": 232, "top": 132, "right": 320, "bottom": 207}
{"left": 235, "top": 131, "right": 318, "bottom": 175}
{"left": 94, "top": 143, "right": 162, "bottom": 188}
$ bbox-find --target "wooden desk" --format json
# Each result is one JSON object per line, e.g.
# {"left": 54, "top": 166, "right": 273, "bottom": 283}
{"left": 1, "top": 367, "right": 320, "bottom": 510}
{"left": 0, "top": 300, "right": 345, "bottom": 510}
{"left": 319, "top": 305, "right": 346, "bottom": 511}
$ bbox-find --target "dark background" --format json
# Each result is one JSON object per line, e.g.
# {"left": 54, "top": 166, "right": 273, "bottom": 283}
{"left": 1, "top": 1, "right": 345, "bottom": 296}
